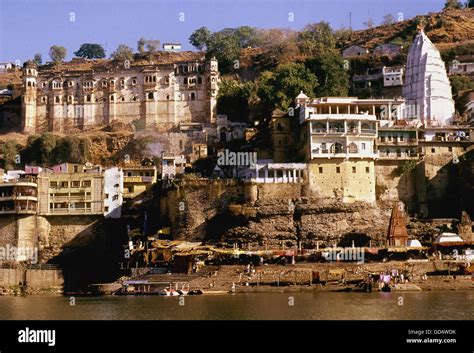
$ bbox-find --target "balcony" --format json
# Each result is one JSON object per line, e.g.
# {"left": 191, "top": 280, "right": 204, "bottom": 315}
{"left": 360, "top": 129, "right": 377, "bottom": 135}
{"left": 311, "top": 148, "right": 378, "bottom": 159}
{"left": 378, "top": 152, "right": 418, "bottom": 160}
{"left": 377, "top": 138, "right": 418, "bottom": 146}
{"left": 123, "top": 176, "right": 155, "bottom": 183}
{"left": 50, "top": 195, "right": 91, "bottom": 202}
{"left": 47, "top": 208, "right": 100, "bottom": 215}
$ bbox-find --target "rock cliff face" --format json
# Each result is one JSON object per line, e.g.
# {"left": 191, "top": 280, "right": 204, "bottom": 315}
{"left": 222, "top": 198, "right": 392, "bottom": 248}
{"left": 157, "top": 180, "right": 394, "bottom": 248}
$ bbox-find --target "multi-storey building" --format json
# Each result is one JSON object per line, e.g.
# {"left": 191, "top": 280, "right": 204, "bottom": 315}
{"left": 382, "top": 66, "right": 404, "bottom": 87}
{"left": 21, "top": 55, "right": 219, "bottom": 133}
{"left": 161, "top": 153, "right": 186, "bottom": 180}
{"left": 418, "top": 126, "right": 473, "bottom": 157}
{"left": 37, "top": 172, "right": 104, "bottom": 215}
{"left": 377, "top": 126, "right": 419, "bottom": 160}
{"left": 122, "top": 165, "right": 157, "bottom": 199}
{"left": 103, "top": 167, "right": 123, "bottom": 218}
{"left": 297, "top": 96, "right": 384, "bottom": 203}
{"left": 0, "top": 175, "right": 38, "bottom": 215}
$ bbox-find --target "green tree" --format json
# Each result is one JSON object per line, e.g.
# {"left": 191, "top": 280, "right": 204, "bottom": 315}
{"left": 234, "top": 26, "right": 260, "bottom": 48}
{"left": 49, "top": 45, "right": 67, "bottom": 63}
{"left": 189, "top": 26, "right": 212, "bottom": 50}
{"left": 23, "top": 133, "right": 59, "bottom": 166}
{"left": 305, "top": 50, "right": 349, "bottom": 97}
{"left": 257, "top": 62, "right": 318, "bottom": 113}
{"left": 297, "top": 22, "right": 336, "bottom": 55}
{"left": 444, "top": 0, "right": 462, "bottom": 9}
{"left": 217, "top": 78, "right": 256, "bottom": 122}
{"left": 110, "top": 44, "right": 134, "bottom": 62}
{"left": 363, "top": 18, "right": 375, "bottom": 28}
{"left": 381, "top": 14, "right": 396, "bottom": 26}
{"left": 137, "top": 38, "right": 146, "bottom": 54}
{"left": 450, "top": 75, "right": 474, "bottom": 95}
{"left": 145, "top": 39, "right": 160, "bottom": 60}
{"left": 33, "top": 53, "right": 42, "bottom": 65}
{"left": 207, "top": 32, "right": 241, "bottom": 73}
{"left": 0, "top": 141, "right": 20, "bottom": 170}
{"left": 74, "top": 43, "right": 106, "bottom": 59}
{"left": 53, "top": 136, "right": 90, "bottom": 164}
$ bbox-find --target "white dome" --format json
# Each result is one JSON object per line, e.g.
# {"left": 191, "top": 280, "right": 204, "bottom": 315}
{"left": 403, "top": 31, "right": 455, "bottom": 126}
{"left": 407, "top": 239, "right": 422, "bottom": 248}
{"left": 434, "top": 232, "right": 464, "bottom": 243}
{"left": 296, "top": 91, "right": 308, "bottom": 99}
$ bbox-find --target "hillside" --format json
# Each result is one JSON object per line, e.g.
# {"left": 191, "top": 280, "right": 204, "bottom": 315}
{"left": 340, "top": 9, "right": 474, "bottom": 50}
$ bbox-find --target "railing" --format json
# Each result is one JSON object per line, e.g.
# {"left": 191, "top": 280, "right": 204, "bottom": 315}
{"left": 48, "top": 208, "right": 99, "bottom": 215}
{"left": 378, "top": 152, "right": 418, "bottom": 159}
{"left": 361, "top": 129, "right": 377, "bottom": 135}
{"left": 124, "top": 176, "right": 155, "bottom": 183}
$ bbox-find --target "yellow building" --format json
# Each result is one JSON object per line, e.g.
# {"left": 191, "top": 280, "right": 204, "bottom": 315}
{"left": 37, "top": 172, "right": 104, "bottom": 215}
{"left": 122, "top": 166, "right": 157, "bottom": 199}
{"left": 297, "top": 96, "right": 384, "bottom": 203}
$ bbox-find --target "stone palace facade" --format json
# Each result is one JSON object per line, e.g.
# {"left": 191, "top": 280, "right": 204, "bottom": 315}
{"left": 21, "top": 55, "right": 219, "bottom": 133}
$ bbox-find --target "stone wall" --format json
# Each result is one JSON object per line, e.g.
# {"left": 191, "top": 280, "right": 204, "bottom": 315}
{"left": 0, "top": 216, "right": 17, "bottom": 249}
{"left": 0, "top": 268, "right": 63, "bottom": 288}
{"left": 223, "top": 199, "right": 392, "bottom": 248}
{"left": 375, "top": 160, "right": 418, "bottom": 213}
{"left": 38, "top": 215, "right": 103, "bottom": 262}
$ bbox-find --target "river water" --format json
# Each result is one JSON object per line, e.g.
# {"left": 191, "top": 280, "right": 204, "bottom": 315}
{"left": 0, "top": 291, "right": 473, "bottom": 320}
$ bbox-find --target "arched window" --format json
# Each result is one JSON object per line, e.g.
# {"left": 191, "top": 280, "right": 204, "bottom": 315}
{"left": 348, "top": 142, "right": 358, "bottom": 153}
{"left": 197, "top": 77, "right": 202, "bottom": 84}
{"left": 148, "top": 92, "right": 154, "bottom": 100}
{"left": 184, "top": 77, "right": 188, "bottom": 84}
{"left": 190, "top": 93, "right": 195, "bottom": 101}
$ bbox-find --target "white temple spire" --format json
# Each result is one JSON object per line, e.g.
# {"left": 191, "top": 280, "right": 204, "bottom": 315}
{"left": 403, "top": 31, "right": 455, "bottom": 126}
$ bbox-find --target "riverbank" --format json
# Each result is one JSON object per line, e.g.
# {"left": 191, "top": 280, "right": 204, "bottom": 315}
{"left": 1, "top": 260, "right": 473, "bottom": 296}
{"left": 123, "top": 261, "right": 473, "bottom": 295}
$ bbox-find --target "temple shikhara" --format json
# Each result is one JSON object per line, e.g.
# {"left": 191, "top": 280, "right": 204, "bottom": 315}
{"left": 403, "top": 30, "right": 455, "bottom": 126}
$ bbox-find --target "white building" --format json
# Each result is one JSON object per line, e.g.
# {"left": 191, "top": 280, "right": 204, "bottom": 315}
{"left": 403, "top": 30, "right": 455, "bottom": 126}
{"left": 296, "top": 96, "right": 391, "bottom": 203}
{"left": 163, "top": 43, "right": 182, "bottom": 52}
{"left": 239, "top": 160, "right": 307, "bottom": 183}
{"left": 104, "top": 167, "right": 123, "bottom": 218}
{"left": 383, "top": 66, "right": 404, "bottom": 87}
{"left": 161, "top": 153, "right": 186, "bottom": 179}
{"left": 217, "top": 114, "right": 248, "bottom": 142}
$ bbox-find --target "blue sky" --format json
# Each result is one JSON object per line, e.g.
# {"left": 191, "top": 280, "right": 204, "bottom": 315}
{"left": 0, "top": 0, "right": 446, "bottom": 63}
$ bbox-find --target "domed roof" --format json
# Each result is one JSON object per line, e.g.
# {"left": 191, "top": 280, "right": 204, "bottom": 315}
{"left": 434, "top": 232, "right": 464, "bottom": 243}
{"left": 403, "top": 31, "right": 455, "bottom": 126}
{"left": 296, "top": 91, "right": 308, "bottom": 99}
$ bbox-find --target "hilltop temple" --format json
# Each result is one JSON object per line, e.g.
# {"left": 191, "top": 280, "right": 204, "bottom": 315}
{"left": 403, "top": 30, "right": 455, "bottom": 126}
